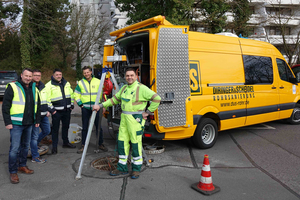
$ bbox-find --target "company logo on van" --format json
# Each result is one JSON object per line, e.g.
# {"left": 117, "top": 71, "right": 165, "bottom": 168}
{"left": 213, "top": 86, "right": 254, "bottom": 94}
{"left": 189, "top": 61, "right": 202, "bottom": 95}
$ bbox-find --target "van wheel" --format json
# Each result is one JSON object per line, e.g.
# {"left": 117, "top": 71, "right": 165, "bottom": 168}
{"left": 192, "top": 118, "right": 218, "bottom": 149}
{"left": 287, "top": 103, "right": 300, "bottom": 125}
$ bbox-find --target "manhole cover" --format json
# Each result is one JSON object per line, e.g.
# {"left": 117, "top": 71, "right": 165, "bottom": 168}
{"left": 91, "top": 156, "right": 131, "bottom": 171}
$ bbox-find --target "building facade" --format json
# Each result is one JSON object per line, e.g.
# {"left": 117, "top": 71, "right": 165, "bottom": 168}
{"left": 229, "top": 0, "right": 300, "bottom": 64}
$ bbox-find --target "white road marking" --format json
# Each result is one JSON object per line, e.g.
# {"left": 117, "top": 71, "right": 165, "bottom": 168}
{"left": 238, "top": 124, "right": 276, "bottom": 130}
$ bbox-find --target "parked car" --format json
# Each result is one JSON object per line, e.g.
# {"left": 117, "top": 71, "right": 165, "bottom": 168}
{"left": 0, "top": 70, "right": 18, "bottom": 97}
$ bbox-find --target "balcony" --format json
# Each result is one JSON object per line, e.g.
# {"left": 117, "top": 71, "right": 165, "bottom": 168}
{"left": 249, "top": 35, "right": 300, "bottom": 45}
{"left": 265, "top": 15, "right": 300, "bottom": 26}
{"left": 248, "top": 14, "right": 264, "bottom": 24}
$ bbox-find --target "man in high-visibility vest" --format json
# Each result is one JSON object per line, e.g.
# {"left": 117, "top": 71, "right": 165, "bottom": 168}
{"left": 93, "top": 67, "right": 161, "bottom": 179}
{"left": 2, "top": 68, "right": 41, "bottom": 184}
{"left": 74, "top": 66, "right": 107, "bottom": 153}
{"left": 30, "top": 69, "right": 51, "bottom": 163}
{"left": 45, "top": 69, "right": 75, "bottom": 154}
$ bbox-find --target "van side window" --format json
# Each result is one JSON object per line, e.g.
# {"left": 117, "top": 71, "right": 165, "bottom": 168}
{"left": 243, "top": 55, "right": 273, "bottom": 84}
{"left": 276, "top": 58, "right": 294, "bottom": 82}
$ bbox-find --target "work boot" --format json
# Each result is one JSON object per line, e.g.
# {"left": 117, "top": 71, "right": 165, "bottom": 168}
{"left": 131, "top": 171, "right": 140, "bottom": 179}
{"left": 10, "top": 173, "right": 19, "bottom": 184}
{"left": 77, "top": 145, "right": 84, "bottom": 154}
{"left": 62, "top": 143, "right": 76, "bottom": 148}
{"left": 18, "top": 166, "right": 34, "bottom": 174}
{"left": 98, "top": 144, "right": 108, "bottom": 152}
{"left": 52, "top": 147, "right": 57, "bottom": 155}
{"left": 110, "top": 169, "right": 128, "bottom": 176}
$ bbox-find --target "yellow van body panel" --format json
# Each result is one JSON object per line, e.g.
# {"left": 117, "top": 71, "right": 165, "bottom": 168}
{"left": 164, "top": 126, "right": 196, "bottom": 140}
{"left": 239, "top": 38, "right": 273, "bottom": 56}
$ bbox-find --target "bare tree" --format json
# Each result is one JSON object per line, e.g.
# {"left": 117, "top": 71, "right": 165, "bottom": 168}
{"left": 262, "top": 0, "right": 300, "bottom": 66}
{"left": 0, "top": 0, "right": 22, "bottom": 44}
{"left": 69, "top": 4, "right": 110, "bottom": 78}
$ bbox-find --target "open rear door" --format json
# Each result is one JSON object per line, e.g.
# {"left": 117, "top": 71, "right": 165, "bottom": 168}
{"left": 155, "top": 26, "right": 190, "bottom": 128}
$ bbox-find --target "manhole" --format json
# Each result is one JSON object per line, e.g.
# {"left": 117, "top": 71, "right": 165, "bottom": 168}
{"left": 91, "top": 156, "right": 131, "bottom": 171}
{"left": 144, "top": 145, "right": 165, "bottom": 154}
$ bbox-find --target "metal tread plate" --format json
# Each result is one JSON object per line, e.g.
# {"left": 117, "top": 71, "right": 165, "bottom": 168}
{"left": 156, "top": 28, "right": 190, "bottom": 128}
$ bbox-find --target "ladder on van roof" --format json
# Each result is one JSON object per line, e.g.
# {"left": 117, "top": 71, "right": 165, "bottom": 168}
{"left": 110, "top": 15, "right": 173, "bottom": 38}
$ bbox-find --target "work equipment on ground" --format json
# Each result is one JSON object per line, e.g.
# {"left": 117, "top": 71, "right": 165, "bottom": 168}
{"left": 191, "top": 154, "right": 220, "bottom": 195}
{"left": 68, "top": 123, "right": 82, "bottom": 144}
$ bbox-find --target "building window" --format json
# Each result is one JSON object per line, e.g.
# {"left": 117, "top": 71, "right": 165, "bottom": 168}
{"left": 266, "top": 7, "right": 292, "bottom": 16}
{"left": 275, "top": 44, "right": 296, "bottom": 55}
{"left": 268, "top": 26, "right": 290, "bottom": 35}
{"left": 243, "top": 55, "right": 273, "bottom": 84}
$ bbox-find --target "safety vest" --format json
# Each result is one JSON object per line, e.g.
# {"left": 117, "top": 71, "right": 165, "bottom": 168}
{"left": 74, "top": 77, "right": 101, "bottom": 110}
{"left": 9, "top": 82, "right": 38, "bottom": 125}
{"left": 45, "top": 79, "right": 74, "bottom": 111}
{"left": 39, "top": 86, "right": 49, "bottom": 116}
{"left": 103, "top": 80, "right": 161, "bottom": 113}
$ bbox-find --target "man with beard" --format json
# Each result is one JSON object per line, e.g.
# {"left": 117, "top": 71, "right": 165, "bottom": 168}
{"left": 2, "top": 68, "right": 41, "bottom": 184}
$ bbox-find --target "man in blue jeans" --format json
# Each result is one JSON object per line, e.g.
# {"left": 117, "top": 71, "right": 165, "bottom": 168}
{"left": 30, "top": 69, "right": 51, "bottom": 163}
{"left": 2, "top": 68, "right": 41, "bottom": 184}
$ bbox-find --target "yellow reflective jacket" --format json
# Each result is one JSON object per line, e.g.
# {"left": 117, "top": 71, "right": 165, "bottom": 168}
{"left": 103, "top": 80, "right": 161, "bottom": 113}
{"left": 45, "top": 77, "right": 74, "bottom": 112}
{"left": 9, "top": 82, "right": 39, "bottom": 125}
{"left": 74, "top": 76, "right": 102, "bottom": 110}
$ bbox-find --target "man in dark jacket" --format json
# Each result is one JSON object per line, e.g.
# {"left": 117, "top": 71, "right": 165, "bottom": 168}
{"left": 29, "top": 69, "right": 50, "bottom": 163}
{"left": 45, "top": 69, "right": 75, "bottom": 154}
{"left": 2, "top": 68, "right": 41, "bottom": 184}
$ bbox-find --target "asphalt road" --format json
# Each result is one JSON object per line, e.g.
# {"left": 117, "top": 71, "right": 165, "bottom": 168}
{"left": 0, "top": 101, "right": 299, "bottom": 200}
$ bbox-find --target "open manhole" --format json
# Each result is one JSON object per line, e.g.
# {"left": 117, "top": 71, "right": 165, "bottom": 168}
{"left": 91, "top": 156, "right": 131, "bottom": 171}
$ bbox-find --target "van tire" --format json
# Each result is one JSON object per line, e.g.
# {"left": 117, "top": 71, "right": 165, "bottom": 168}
{"left": 287, "top": 103, "right": 300, "bottom": 125}
{"left": 192, "top": 118, "right": 218, "bottom": 149}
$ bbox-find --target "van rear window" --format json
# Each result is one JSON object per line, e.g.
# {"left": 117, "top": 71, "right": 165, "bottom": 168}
{"left": 243, "top": 55, "right": 273, "bottom": 84}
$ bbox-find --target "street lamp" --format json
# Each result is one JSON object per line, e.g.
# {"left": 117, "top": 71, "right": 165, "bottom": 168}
{"left": 89, "top": 51, "right": 96, "bottom": 75}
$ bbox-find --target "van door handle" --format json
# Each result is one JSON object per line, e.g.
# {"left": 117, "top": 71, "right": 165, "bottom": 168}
{"left": 280, "top": 86, "right": 284, "bottom": 89}
{"left": 271, "top": 86, "right": 276, "bottom": 89}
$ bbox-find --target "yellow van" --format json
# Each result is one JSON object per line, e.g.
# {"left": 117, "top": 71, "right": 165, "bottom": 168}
{"left": 102, "top": 15, "right": 300, "bottom": 149}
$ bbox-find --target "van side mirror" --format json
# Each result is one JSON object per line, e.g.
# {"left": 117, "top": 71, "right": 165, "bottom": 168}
{"left": 289, "top": 77, "right": 298, "bottom": 85}
{"left": 296, "top": 72, "right": 300, "bottom": 83}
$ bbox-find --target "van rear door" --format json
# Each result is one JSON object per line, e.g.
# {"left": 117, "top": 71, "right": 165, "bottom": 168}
{"left": 155, "top": 26, "right": 191, "bottom": 130}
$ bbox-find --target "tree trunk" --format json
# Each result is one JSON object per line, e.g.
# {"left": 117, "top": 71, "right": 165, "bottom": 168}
{"left": 76, "top": 50, "right": 82, "bottom": 80}
{"left": 20, "top": 1, "right": 31, "bottom": 69}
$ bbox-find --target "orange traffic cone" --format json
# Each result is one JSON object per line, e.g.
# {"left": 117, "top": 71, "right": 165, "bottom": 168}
{"left": 191, "top": 154, "right": 220, "bottom": 195}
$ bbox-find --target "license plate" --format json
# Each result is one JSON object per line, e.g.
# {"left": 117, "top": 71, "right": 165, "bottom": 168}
{"left": 0, "top": 85, "right": 6, "bottom": 88}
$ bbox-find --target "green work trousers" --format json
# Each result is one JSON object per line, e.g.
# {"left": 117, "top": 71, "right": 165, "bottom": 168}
{"left": 117, "top": 113, "right": 144, "bottom": 172}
